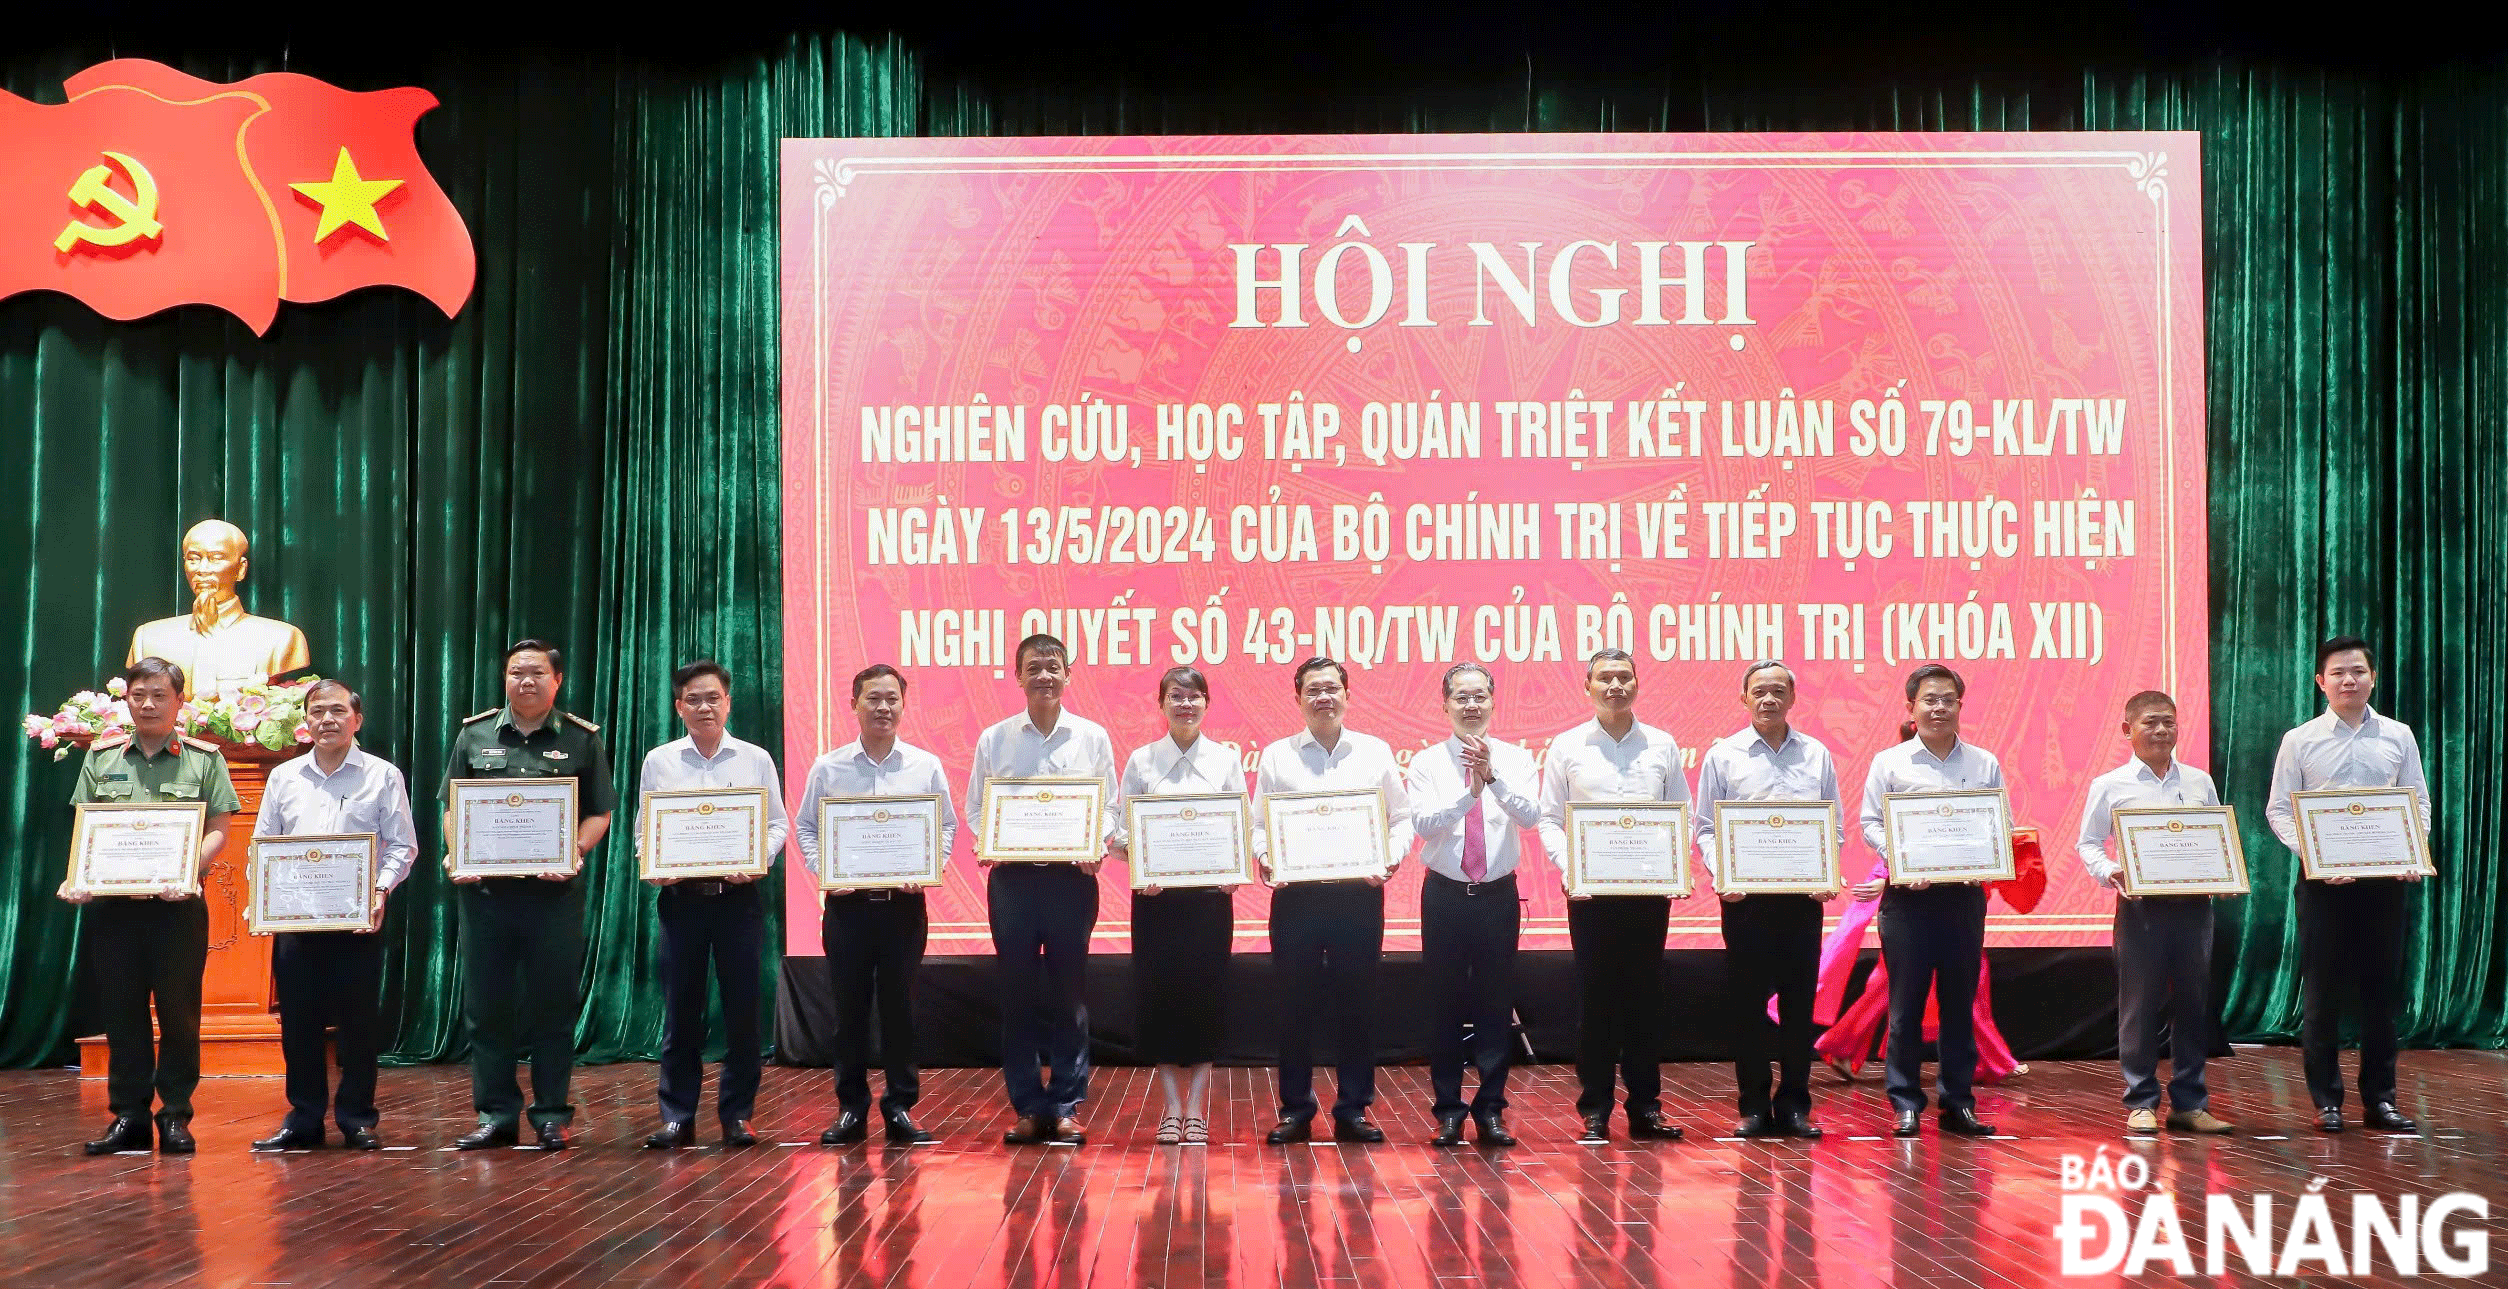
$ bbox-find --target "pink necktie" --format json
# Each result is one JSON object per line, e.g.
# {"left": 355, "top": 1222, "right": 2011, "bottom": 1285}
{"left": 1462, "top": 793, "right": 1489, "bottom": 882}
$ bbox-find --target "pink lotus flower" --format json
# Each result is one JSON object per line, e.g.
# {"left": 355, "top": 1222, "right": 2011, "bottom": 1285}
{"left": 37, "top": 730, "right": 56, "bottom": 749}
{"left": 105, "top": 677, "right": 127, "bottom": 697}
{"left": 293, "top": 723, "right": 312, "bottom": 743}
{"left": 233, "top": 713, "right": 264, "bottom": 734}
{"left": 237, "top": 694, "right": 270, "bottom": 716}
{"left": 20, "top": 714, "right": 44, "bottom": 737}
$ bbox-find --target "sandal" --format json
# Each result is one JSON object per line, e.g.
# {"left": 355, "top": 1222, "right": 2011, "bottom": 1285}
{"left": 1156, "top": 1115, "right": 1184, "bottom": 1145}
{"left": 1182, "top": 1117, "right": 1209, "bottom": 1145}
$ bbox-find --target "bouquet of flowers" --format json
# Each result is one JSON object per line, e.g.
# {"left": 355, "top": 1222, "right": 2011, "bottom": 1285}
{"left": 21, "top": 674, "right": 320, "bottom": 761}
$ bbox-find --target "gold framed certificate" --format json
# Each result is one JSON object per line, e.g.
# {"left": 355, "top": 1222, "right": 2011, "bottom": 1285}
{"left": 1882, "top": 788, "right": 2015, "bottom": 884}
{"left": 67, "top": 801, "right": 206, "bottom": 897}
{"left": 1262, "top": 788, "right": 1392, "bottom": 884}
{"left": 1564, "top": 800, "right": 1693, "bottom": 897}
{"left": 449, "top": 778, "right": 580, "bottom": 878}
{"left": 248, "top": 834, "right": 379, "bottom": 933}
{"left": 977, "top": 776, "right": 1107, "bottom": 864}
{"left": 817, "top": 794, "right": 947, "bottom": 890}
{"left": 2291, "top": 788, "right": 2434, "bottom": 880}
{"left": 640, "top": 786, "right": 772, "bottom": 880}
{"left": 1713, "top": 800, "right": 1842, "bottom": 894}
{"left": 1126, "top": 792, "right": 1254, "bottom": 890}
{"left": 2113, "top": 806, "right": 2249, "bottom": 896}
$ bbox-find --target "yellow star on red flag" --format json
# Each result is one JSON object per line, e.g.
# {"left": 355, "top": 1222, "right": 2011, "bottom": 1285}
{"left": 289, "top": 147, "right": 403, "bottom": 242}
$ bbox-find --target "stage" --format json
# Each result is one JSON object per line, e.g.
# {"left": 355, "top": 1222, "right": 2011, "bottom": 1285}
{"left": 3, "top": 1049, "right": 2499, "bottom": 1288}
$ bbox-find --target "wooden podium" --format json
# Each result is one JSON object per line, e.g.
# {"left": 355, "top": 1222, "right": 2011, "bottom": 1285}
{"left": 77, "top": 745, "right": 301, "bottom": 1078}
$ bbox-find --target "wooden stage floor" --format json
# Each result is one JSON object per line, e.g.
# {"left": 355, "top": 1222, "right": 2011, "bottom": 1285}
{"left": 2, "top": 1050, "right": 2502, "bottom": 1288}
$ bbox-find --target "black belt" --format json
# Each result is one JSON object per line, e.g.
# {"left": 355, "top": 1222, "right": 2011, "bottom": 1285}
{"left": 1428, "top": 870, "right": 1517, "bottom": 897}
{"left": 828, "top": 887, "right": 906, "bottom": 902}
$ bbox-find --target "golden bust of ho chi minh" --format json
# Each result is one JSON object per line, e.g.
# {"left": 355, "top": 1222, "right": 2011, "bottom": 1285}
{"left": 124, "top": 519, "right": 311, "bottom": 700}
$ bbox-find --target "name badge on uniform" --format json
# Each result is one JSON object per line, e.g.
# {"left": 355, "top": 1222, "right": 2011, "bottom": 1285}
{"left": 470, "top": 749, "right": 508, "bottom": 770}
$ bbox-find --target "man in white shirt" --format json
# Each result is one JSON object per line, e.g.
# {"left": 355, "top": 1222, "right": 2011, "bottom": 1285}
{"left": 2074, "top": 689, "right": 2234, "bottom": 1136}
{"left": 1254, "top": 656, "right": 1410, "bottom": 1145}
{"left": 793, "top": 663, "right": 957, "bottom": 1147}
{"left": 635, "top": 660, "right": 790, "bottom": 1150}
{"left": 1538, "top": 648, "right": 1691, "bottom": 1144}
{"left": 2263, "top": 636, "right": 2431, "bottom": 1134}
{"left": 247, "top": 680, "right": 419, "bottom": 1152}
{"left": 1695, "top": 661, "right": 1842, "bottom": 1141}
{"left": 1854, "top": 663, "right": 2001, "bottom": 1138}
{"left": 1408, "top": 664, "right": 1541, "bottom": 1147}
{"left": 968, "top": 634, "right": 1117, "bottom": 1147}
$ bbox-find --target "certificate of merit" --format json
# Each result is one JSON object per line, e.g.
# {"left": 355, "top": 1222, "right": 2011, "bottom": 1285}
{"left": 1713, "top": 801, "right": 1841, "bottom": 894}
{"left": 247, "top": 834, "right": 379, "bottom": 933}
{"left": 1126, "top": 793, "right": 1254, "bottom": 890}
{"left": 2291, "top": 788, "right": 2434, "bottom": 880}
{"left": 640, "top": 786, "right": 772, "bottom": 880}
{"left": 978, "top": 777, "right": 1106, "bottom": 864}
{"left": 2112, "top": 806, "right": 2249, "bottom": 896}
{"left": 1262, "top": 788, "right": 1392, "bottom": 884}
{"left": 67, "top": 801, "right": 206, "bottom": 896}
{"left": 1563, "top": 801, "right": 1692, "bottom": 897}
{"left": 449, "top": 778, "right": 579, "bottom": 878}
{"left": 1882, "top": 789, "right": 2015, "bottom": 884}
{"left": 818, "top": 794, "right": 946, "bottom": 890}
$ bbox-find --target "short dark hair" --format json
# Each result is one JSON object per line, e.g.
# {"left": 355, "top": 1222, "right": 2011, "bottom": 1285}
{"left": 1441, "top": 662, "right": 1494, "bottom": 699}
{"left": 1741, "top": 659, "right": 1795, "bottom": 691}
{"left": 1585, "top": 647, "right": 1635, "bottom": 679}
{"left": 1156, "top": 665, "right": 1209, "bottom": 702}
{"left": 123, "top": 656, "right": 185, "bottom": 696}
{"left": 504, "top": 638, "right": 563, "bottom": 674}
{"left": 1292, "top": 656, "right": 1348, "bottom": 693}
{"left": 2316, "top": 636, "right": 2376, "bottom": 674}
{"left": 671, "top": 659, "right": 731, "bottom": 697}
{"left": 2122, "top": 690, "right": 2176, "bottom": 720}
{"left": 1904, "top": 663, "right": 1964, "bottom": 701}
{"left": 852, "top": 663, "right": 907, "bottom": 700}
{"left": 1015, "top": 633, "right": 1068, "bottom": 669}
{"left": 305, "top": 679, "right": 362, "bottom": 715}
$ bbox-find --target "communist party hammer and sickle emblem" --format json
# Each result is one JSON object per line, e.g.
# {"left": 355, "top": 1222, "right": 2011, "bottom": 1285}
{"left": 54, "top": 151, "right": 163, "bottom": 253}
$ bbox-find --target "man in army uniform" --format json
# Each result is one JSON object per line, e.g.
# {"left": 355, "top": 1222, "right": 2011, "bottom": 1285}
{"left": 440, "top": 639, "right": 616, "bottom": 1151}
{"left": 57, "top": 656, "right": 240, "bottom": 1155}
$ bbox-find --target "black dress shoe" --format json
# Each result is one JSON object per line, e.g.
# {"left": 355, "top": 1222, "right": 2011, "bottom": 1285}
{"left": 156, "top": 1119, "right": 196, "bottom": 1154}
{"left": 1333, "top": 1115, "right": 1386, "bottom": 1144}
{"left": 1264, "top": 1116, "right": 1313, "bottom": 1145}
{"left": 824, "top": 1110, "right": 870, "bottom": 1145}
{"left": 723, "top": 1121, "right": 759, "bottom": 1149}
{"left": 1045, "top": 1116, "right": 1086, "bottom": 1146}
{"left": 1627, "top": 1109, "right": 1685, "bottom": 1141}
{"left": 882, "top": 1111, "right": 933, "bottom": 1145}
{"left": 1939, "top": 1108, "right": 1996, "bottom": 1137}
{"left": 645, "top": 1121, "right": 695, "bottom": 1149}
{"left": 341, "top": 1128, "right": 383, "bottom": 1151}
{"left": 1892, "top": 1110, "right": 1922, "bottom": 1137}
{"left": 84, "top": 1116, "right": 150, "bottom": 1156}
{"left": 1735, "top": 1112, "right": 1779, "bottom": 1139}
{"left": 1777, "top": 1112, "right": 1824, "bottom": 1140}
{"left": 1002, "top": 1114, "right": 1048, "bottom": 1146}
{"left": 2316, "top": 1107, "right": 2346, "bottom": 1134}
{"left": 1429, "top": 1112, "right": 1467, "bottom": 1147}
{"left": 251, "top": 1126, "right": 325, "bottom": 1151}
{"left": 533, "top": 1123, "right": 568, "bottom": 1152}
{"left": 2364, "top": 1103, "right": 2418, "bottom": 1133}
{"left": 454, "top": 1123, "right": 519, "bottom": 1150}
{"left": 1473, "top": 1111, "right": 1518, "bottom": 1147}
{"left": 1578, "top": 1112, "right": 1609, "bottom": 1142}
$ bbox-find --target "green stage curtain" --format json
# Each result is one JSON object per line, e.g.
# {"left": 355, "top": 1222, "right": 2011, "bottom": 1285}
{"left": 2, "top": 31, "right": 2502, "bottom": 1067}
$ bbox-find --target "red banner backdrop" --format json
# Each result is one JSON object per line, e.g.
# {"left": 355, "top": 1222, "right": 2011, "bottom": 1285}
{"left": 780, "top": 133, "right": 2208, "bottom": 954}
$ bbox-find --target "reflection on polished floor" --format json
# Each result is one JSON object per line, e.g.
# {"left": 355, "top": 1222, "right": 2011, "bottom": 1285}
{"left": 1, "top": 1050, "right": 2500, "bottom": 1288}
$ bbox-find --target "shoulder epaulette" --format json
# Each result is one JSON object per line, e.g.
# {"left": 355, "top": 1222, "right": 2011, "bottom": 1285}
{"left": 462, "top": 708, "right": 500, "bottom": 725}
{"left": 181, "top": 736, "right": 220, "bottom": 754}
{"left": 564, "top": 713, "right": 601, "bottom": 733}
{"left": 90, "top": 735, "right": 128, "bottom": 752}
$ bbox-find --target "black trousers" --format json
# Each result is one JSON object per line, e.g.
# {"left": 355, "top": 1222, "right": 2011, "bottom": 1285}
{"left": 88, "top": 898, "right": 208, "bottom": 1123}
{"left": 825, "top": 889, "right": 928, "bottom": 1115}
{"left": 1722, "top": 894, "right": 1823, "bottom": 1118}
{"left": 2114, "top": 896, "right": 2215, "bottom": 1112}
{"left": 2298, "top": 878, "right": 2408, "bottom": 1110}
{"left": 1270, "top": 880, "right": 1383, "bottom": 1120}
{"left": 656, "top": 884, "right": 764, "bottom": 1128}
{"left": 1422, "top": 872, "right": 1519, "bottom": 1117}
{"left": 1879, "top": 884, "right": 1987, "bottom": 1115}
{"left": 274, "top": 930, "right": 385, "bottom": 1133}
{"left": 1568, "top": 895, "right": 1668, "bottom": 1116}
{"left": 458, "top": 880, "right": 586, "bottom": 1128}
{"left": 988, "top": 865, "right": 1098, "bottom": 1119}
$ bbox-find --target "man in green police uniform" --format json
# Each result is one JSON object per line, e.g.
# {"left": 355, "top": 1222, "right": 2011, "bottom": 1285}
{"left": 440, "top": 639, "right": 616, "bottom": 1151}
{"left": 57, "top": 656, "right": 240, "bottom": 1155}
